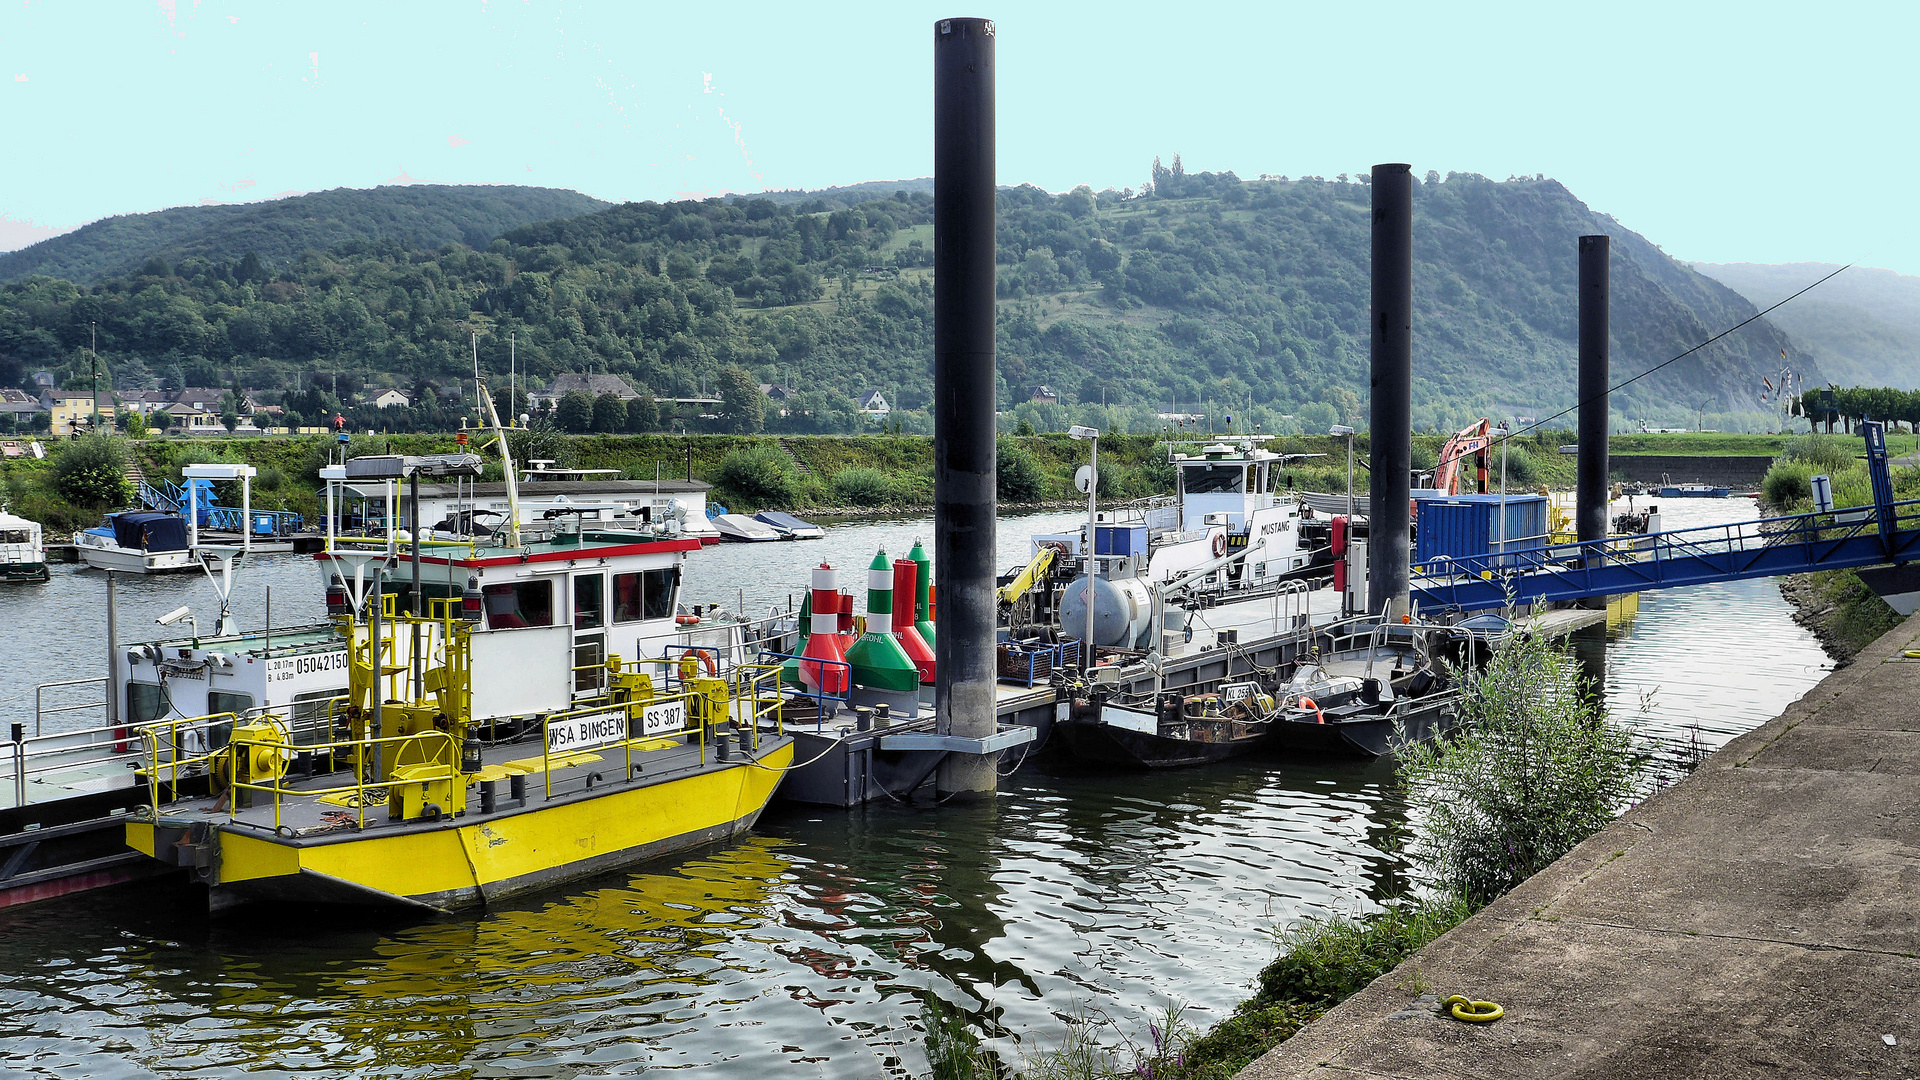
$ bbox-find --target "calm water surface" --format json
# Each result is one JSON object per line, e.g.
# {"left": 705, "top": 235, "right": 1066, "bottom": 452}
{"left": 0, "top": 500, "right": 1832, "bottom": 1077}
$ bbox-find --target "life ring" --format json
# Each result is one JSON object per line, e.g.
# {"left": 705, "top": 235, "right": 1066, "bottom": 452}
{"left": 691, "top": 648, "right": 718, "bottom": 675}
{"left": 1211, "top": 532, "right": 1227, "bottom": 558}
{"left": 1297, "top": 696, "right": 1324, "bottom": 724}
{"left": 675, "top": 613, "right": 701, "bottom": 626}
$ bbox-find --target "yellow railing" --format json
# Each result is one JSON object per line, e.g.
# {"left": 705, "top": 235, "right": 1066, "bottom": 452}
{"left": 230, "top": 729, "right": 461, "bottom": 832}
{"left": 137, "top": 706, "right": 461, "bottom": 832}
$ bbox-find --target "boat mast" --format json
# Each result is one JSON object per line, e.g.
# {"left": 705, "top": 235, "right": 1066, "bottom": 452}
{"left": 473, "top": 334, "right": 522, "bottom": 549}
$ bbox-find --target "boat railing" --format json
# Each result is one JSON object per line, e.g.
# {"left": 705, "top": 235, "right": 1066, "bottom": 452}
{"left": 755, "top": 651, "right": 853, "bottom": 727}
{"left": 35, "top": 676, "right": 109, "bottom": 737}
{"left": 4, "top": 717, "right": 142, "bottom": 811}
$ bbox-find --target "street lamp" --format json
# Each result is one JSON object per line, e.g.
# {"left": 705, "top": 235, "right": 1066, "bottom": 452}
{"left": 1329, "top": 425, "right": 1355, "bottom": 521}
{"left": 1068, "top": 424, "right": 1100, "bottom": 672}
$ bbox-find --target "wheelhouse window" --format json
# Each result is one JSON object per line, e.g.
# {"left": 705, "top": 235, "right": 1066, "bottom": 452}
{"left": 574, "top": 573, "right": 605, "bottom": 629}
{"left": 613, "top": 568, "right": 678, "bottom": 623}
{"left": 482, "top": 580, "right": 554, "bottom": 630}
{"left": 1182, "top": 464, "right": 1246, "bottom": 494}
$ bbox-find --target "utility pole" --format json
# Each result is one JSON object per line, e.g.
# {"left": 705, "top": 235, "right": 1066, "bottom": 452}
{"left": 89, "top": 322, "right": 99, "bottom": 432}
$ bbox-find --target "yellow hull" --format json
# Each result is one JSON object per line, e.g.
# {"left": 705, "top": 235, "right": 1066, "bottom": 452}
{"left": 129, "top": 741, "right": 793, "bottom": 912}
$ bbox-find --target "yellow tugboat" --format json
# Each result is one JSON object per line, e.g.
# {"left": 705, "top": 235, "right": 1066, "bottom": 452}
{"left": 126, "top": 589, "right": 793, "bottom": 912}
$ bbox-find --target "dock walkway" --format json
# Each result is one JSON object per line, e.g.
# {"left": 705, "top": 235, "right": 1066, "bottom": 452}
{"left": 1239, "top": 610, "right": 1920, "bottom": 1079}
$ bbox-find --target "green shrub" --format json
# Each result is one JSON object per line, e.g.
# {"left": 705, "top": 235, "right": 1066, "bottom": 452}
{"left": 1257, "top": 896, "right": 1475, "bottom": 1009}
{"left": 1761, "top": 460, "right": 1814, "bottom": 508}
{"left": 1398, "top": 630, "right": 1641, "bottom": 903}
{"left": 48, "top": 434, "right": 129, "bottom": 507}
{"left": 997, "top": 440, "right": 1045, "bottom": 502}
{"left": 831, "top": 467, "right": 896, "bottom": 506}
{"left": 1502, "top": 445, "right": 1537, "bottom": 484}
{"left": 715, "top": 444, "right": 796, "bottom": 508}
{"left": 1780, "top": 433, "right": 1852, "bottom": 474}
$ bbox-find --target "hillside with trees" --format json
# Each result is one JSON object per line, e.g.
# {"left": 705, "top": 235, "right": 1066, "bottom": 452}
{"left": 1692, "top": 262, "right": 1920, "bottom": 390}
{"left": 0, "top": 167, "right": 1814, "bottom": 435}
{"left": 0, "top": 185, "right": 609, "bottom": 285}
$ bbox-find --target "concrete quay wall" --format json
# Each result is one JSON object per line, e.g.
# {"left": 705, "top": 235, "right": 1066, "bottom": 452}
{"left": 1239, "top": 610, "right": 1920, "bottom": 1079}
{"left": 1611, "top": 454, "right": 1775, "bottom": 487}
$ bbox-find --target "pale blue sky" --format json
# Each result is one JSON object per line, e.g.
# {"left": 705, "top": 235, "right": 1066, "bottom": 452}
{"left": 2, "top": 1, "right": 1914, "bottom": 274}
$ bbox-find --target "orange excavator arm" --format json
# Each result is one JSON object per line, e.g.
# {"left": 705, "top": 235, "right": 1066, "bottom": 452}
{"left": 1434, "top": 419, "right": 1493, "bottom": 495}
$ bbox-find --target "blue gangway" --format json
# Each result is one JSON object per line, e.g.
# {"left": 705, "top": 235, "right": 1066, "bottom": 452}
{"left": 1412, "top": 423, "right": 1918, "bottom": 612}
{"left": 137, "top": 477, "right": 305, "bottom": 536}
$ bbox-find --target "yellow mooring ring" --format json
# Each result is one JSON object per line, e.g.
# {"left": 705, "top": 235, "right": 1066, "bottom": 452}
{"left": 1443, "top": 995, "right": 1504, "bottom": 1023}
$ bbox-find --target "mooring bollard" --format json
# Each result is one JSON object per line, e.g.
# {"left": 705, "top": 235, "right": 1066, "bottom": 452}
{"left": 479, "top": 778, "right": 496, "bottom": 815}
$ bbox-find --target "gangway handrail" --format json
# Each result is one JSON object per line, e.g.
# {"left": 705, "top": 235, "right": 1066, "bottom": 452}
{"left": 1411, "top": 493, "right": 1920, "bottom": 610}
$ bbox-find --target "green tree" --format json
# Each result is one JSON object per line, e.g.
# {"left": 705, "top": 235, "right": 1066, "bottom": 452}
{"left": 49, "top": 433, "right": 129, "bottom": 506}
{"left": 717, "top": 367, "right": 764, "bottom": 434}
{"left": 555, "top": 390, "right": 594, "bottom": 434}
{"left": 625, "top": 394, "right": 658, "bottom": 433}
{"left": 591, "top": 392, "right": 626, "bottom": 433}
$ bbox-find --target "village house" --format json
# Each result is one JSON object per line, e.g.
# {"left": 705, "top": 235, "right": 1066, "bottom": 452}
{"left": 855, "top": 389, "right": 890, "bottom": 416}
{"left": 528, "top": 373, "right": 642, "bottom": 408}
{"left": 41, "top": 390, "right": 117, "bottom": 434}
{"left": 372, "top": 388, "right": 411, "bottom": 409}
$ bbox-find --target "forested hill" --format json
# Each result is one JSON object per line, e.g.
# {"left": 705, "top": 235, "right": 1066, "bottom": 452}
{"left": 1691, "top": 262, "right": 1920, "bottom": 390}
{"left": 0, "top": 171, "right": 1810, "bottom": 432}
{"left": 0, "top": 185, "right": 609, "bottom": 285}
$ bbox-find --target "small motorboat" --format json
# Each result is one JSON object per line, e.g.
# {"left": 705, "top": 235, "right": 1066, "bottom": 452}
{"left": 713, "top": 513, "right": 782, "bottom": 542}
{"left": 1658, "top": 484, "right": 1730, "bottom": 498}
{"left": 1263, "top": 623, "right": 1464, "bottom": 757}
{"left": 1055, "top": 681, "right": 1282, "bottom": 769}
{"left": 0, "top": 509, "right": 48, "bottom": 582}
{"left": 753, "top": 511, "right": 825, "bottom": 540}
{"left": 76, "top": 511, "right": 200, "bottom": 573}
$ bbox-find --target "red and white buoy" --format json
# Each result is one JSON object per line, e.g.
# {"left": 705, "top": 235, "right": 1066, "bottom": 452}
{"left": 799, "top": 563, "right": 849, "bottom": 695}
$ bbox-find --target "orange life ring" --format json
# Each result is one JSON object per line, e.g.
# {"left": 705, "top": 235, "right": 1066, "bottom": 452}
{"left": 676, "top": 648, "right": 718, "bottom": 678}
{"left": 1212, "top": 532, "right": 1227, "bottom": 558}
{"left": 675, "top": 613, "right": 700, "bottom": 625}
{"left": 1298, "top": 696, "right": 1324, "bottom": 724}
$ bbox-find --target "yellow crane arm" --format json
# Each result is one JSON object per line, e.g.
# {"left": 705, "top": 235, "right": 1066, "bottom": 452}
{"left": 997, "top": 545, "right": 1058, "bottom": 604}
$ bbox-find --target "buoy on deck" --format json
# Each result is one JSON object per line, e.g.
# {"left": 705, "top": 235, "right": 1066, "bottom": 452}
{"left": 892, "top": 556, "right": 936, "bottom": 684}
{"left": 844, "top": 549, "right": 920, "bottom": 694}
{"left": 910, "top": 538, "right": 936, "bottom": 648}
{"left": 799, "top": 563, "right": 850, "bottom": 695}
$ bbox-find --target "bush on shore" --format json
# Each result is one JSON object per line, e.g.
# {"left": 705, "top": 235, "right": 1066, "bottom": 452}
{"left": 714, "top": 445, "right": 797, "bottom": 510}
{"left": 831, "top": 467, "right": 898, "bottom": 506}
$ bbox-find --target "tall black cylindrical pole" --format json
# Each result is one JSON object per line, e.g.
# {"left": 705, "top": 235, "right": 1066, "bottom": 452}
{"left": 1577, "top": 235, "right": 1611, "bottom": 548}
{"left": 1368, "top": 163, "right": 1412, "bottom": 619}
{"left": 933, "top": 16, "right": 998, "bottom": 800}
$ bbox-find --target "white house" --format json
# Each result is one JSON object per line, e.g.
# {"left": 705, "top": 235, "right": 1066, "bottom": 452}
{"left": 856, "top": 389, "right": 890, "bottom": 416}
{"left": 373, "top": 389, "right": 411, "bottom": 409}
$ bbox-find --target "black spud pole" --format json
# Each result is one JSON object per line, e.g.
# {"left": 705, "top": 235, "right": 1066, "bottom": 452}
{"left": 932, "top": 16, "right": 998, "bottom": 800}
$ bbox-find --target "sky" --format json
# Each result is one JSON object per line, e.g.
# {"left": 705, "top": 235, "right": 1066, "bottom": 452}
{"left": 2, "top": 0, "right": 1916, "bottom": 275}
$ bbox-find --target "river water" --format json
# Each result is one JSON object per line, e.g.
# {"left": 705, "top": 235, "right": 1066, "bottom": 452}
{"left": 0, "top": 499, "right": 1831, "bottom": 1078}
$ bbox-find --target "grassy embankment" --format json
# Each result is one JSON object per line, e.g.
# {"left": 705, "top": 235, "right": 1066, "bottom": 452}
{"left": 1757, "top": 432, "right": 1917, "bottom": 660}
{"left": 6, "top": 427, "right": 1833, "bottom": 538}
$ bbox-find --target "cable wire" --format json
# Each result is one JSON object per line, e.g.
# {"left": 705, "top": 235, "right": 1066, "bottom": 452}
{"left": 1493, "top": 263, "right": 1850, "bottom": 446}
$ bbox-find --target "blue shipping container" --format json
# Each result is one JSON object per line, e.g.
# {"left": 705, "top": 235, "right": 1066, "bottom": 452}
{"left": 1094, "top": 524, "right": 1149, "bottom": 558}
{"left": 1414, "top": 494, "right": 1549, "bottom": 571}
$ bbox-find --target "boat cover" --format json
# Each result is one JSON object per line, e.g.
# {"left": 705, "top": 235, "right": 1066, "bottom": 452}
{"left": 754, "top": 511, "right": 820, "bottom": 531}
{"left": 111, "top": 512, "right": 189, "bottom": 552}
